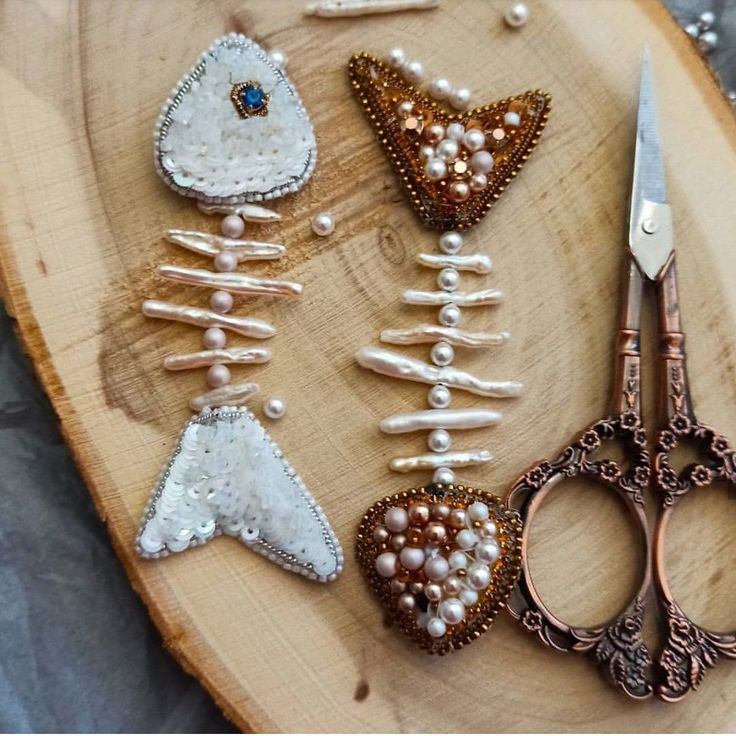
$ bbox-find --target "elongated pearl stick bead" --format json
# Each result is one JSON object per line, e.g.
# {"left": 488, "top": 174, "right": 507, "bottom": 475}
{"left": 379, "top": 408, "right": 502, "bottom": 434}
{"left": 355, "top": 346, "right": 523, "bottom": 398}
{"left": 142, "top": 301, "right": 276, "bottom": 339}
{"left": 402, "top": 288, "right": 503, "bottom": 307}
{"left": 389, "top": 450, "right": 492, "bottom": 472}
{"left": 305, "top": 0, "right": 438, "bottom": 16}
{"left": 164, "top": 347, "right": 271, "bottom": 370}
{"left": 165, "top": 230, "right": 286, "bottom": 260}
{"left": 380, "top": 324, "right": 510, "bottom": 348}
{"left": 158, "top": 265, "right": 302, "bottom": 298}
{"left": 416, "top": 253, "right": 493, "bottom": 274}
{"left": 197, "top": 201, "right": 281, "bottom": 222}
{"left": 189, "top": 382, "right": 259, "bottom": 411}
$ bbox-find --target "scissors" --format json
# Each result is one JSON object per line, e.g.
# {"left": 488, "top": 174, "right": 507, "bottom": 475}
{"left": 506, "top": 51, "right": 736, "bottom": 701}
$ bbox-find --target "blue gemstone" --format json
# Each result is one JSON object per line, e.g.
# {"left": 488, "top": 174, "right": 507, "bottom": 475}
{"left": 242, "top": 86, "right": 265, "bottom": 109}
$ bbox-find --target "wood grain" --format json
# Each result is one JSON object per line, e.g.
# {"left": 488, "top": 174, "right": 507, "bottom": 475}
{"left": 1, "top": 0, "right": 736, "bottom": 731}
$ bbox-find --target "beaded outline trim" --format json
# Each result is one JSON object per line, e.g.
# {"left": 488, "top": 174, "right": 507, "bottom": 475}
{"left": 136, "top": 406, "right": 344, "bottom": 583}
{"left": 154, "top": 33, "right": 317, "bottom": 204}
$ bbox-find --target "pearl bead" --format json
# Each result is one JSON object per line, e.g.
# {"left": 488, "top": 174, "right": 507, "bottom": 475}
{"left": 431, "top": 341, "right": 454, "bottom": 367}
{"left": 424, "top": 555, "right": 450, "bottom": 581}
{"left": 425, "top": 583, "right": 443, "bottom": 602}
{"left": 467, "top": 562, "right": 492, "bottom": 591}
{"left": 481, "top": 519, "right": 498, "bottom": 537}
{"left": 385, "top": 47, "right": 406, "bottom": 69}
{"left": 210, "top": 290, "right": 233, "bottom": 314}
{"left": 469, "top": 173, "right": 488, "bottom": 192}
{"left": 390, "top": 579, "right": 406, "bottom": 594}
{"left": 504, "top": 111, "right": 521, "bottom": 127}
{"left": 373, "top": 526, "right": 390, "bottom": 543}
{"left": 470, "top": 150, "right": 494, "bottom": 174}
{"left": 397, "top": 100, "right": 414, "bottom": 117}
{"left": 428, "top": 384, "right": 451, "bottom": 408}
{"left": 433, "top": 467, "right": 455, "bottom": 485}
{"left": 432, "top": 503, "right": 450, "bottom": 520}
{"left": 456, "top": 529, "right": 478, "bottom": 550}
{"left": 428, "top": 428, "right": 452, "bottom": 452}
{"left": 699, "top": 30, "right": 718, "bottom": 53}
{"left": 468, "top": 501, "right": 489, "bottom": 521}
{"left": 409, "top": 581, "right": 424, "bottom": 594}
{"left": 408, "top": 503, "right": 430, "bottom": 526}
{"left": 375, "top": 551, "right": 398, "bottom": 578}
{"left": 214, "top": 251, "right": 238, "bottom": 272}
{"left": 436, "top": 267, "right": 459, "bottom": 292}
{"left": 443, "top": 575, "right": 462, "bottom": 596}
{"left": 202, "top": 327, "right": 226, "bottom": 349}
{"left": 424, "top": 158, "right": 447, "bottom": 182}
{"left": 311, "top": 211, "right": 335, "bottom": 237}
{"left": 462, "top": 129, "right": 486, "bottom": 152}
{"left": 449, "top": 88, "right": 471, "bottom": 111}
{"left": 427, "top": 617, "right": 447, "bottom": 638}
{"left": 504, "top": 2, "right": 529, "bottom": 27}
{"left": 206, "top": 364, "right": 231, "bottom": 388}
{"left": 424, "top": 521, "right": 447, "bottom": 545}
{"left": 419, "top": 144, "right": 435, "bottom": 161}
{"left": 439, "top": 303, "right": 461, "bottom": 327}
{"left": 403, "top": 60, "right": 424, "bottom": 84}
{"left": 449, "top": 181, "right": 470, "bottom": 202}
{"left": 397, "top": 593, "right": 416, "bottom": 613}
{"left": 400, "top": 546, "right": 425, "bottom": 571}
{"left": 436, "top": 139, "right": 459, "bottom": 162}
{"left": 264, "top": 397, "right": 286, "bottom": 420}
{"left": 268, "top": 49, "right": 286, "bottom": 68}
{"left": 439, "top": 231, "right": 463, "bottom": 254}
{"left": 429, "top": 77, "right": 451, "bottom": 100}
{"left": 459, "top": 588, "right": 478, "bottom": 606}
{"left": 475, "top": 539, "right": 500, "bottom": 563}
{"left": 385, "top": 507, "right": 409, "bottom": 533}
{"left": 391, "top": 533, "right": 407, "bottom": 551}
{"left": 445, "top": 122, "right": 465, "bottom": 141}
{"left": 439, "top": 598, "right": 465, "bottom": 625}
{"left": 698, "top": 10, "right": 715, "bottom": 31}
{"left": 424, "top": 123, "right": 445, "bottom": 144}
{"left": 448, "top": 550, "right": 468, "bottom": 570}
{"left": 449, "top": 508, "right": 467, "bottom": 528}
{"left": 221, "top": 214, "right": 245, "bottom": 238}
{"left": 684, "top": 22, "right": 700, "bottom": 38}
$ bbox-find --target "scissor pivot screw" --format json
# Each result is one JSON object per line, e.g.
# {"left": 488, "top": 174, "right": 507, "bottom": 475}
{"left": 642, "top": 218, "right": 658, "bottom": 234}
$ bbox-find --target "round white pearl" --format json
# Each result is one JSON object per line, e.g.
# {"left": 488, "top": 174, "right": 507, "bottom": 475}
{"left": 269, "top": 49, "right": 287, "bottom": 68}
{"left": 428, "top": 384, "right": 451, "bottom": 409}
{"left": 311, "top": 211, "right": 335, "bottom": 237}
{"left": 431, "top": 341, "right": 454, "bottom": 367}
{"left": 264, "top": 397, "right": 286, "bottom": 420}
{"left": 397, "top": 592, "right": 415, "bottom": 613}
{"left": 438, "top": 303, "right": 461, "bottom": 327}
{"left": 475, "top": 539, "right": 500, "bottom": 564}
{"left": 504, "top": 111, "right": 521, "bottom": 127}
{"left": 436, "top": 267, "right": 459, "bottom": 292}
{"left": 221, "top": 214, "right": 245, "bottom": 239}
{"left": 443, "top": 575, "right": 462, "bottom": 596}
{"left": 419, "top": 144, "right": 435, "bottom": 161}
{"left": 448, "top": 550, "right": 468, "bottom": 570}
{"left": 462, "top": 128, "right": 486, "bottom": 152}
{"left": 436, "top": 139, "right": 459, "bottom": 162}
{"left": 428, "top": 428, "right": 451, "bottom": 453}
{"left": 445, "top": 122, "right": 465, "bottom": 141}
{"left": 698, "top": 10, "right": 715, "bottom": 30}
{"left": 439, "top": 231, "right": 463, "bottom": 254}
{"left": 375, "top": 551, "right": 398, "bottom": 578}
{"left": 467, "top": 562, "right": 492, "bottom": 591}
{"left": 403, "top": 60, "right": 424, "bottom": 84}
{"left": 455, "top": 529, "right": 478, "bottom": 550}
{"left": 504, "top": 2, "right": 529, "bottom": 27}
{"left": 468, "top": 501, "right": 489, "bottom": 521}
{"left": 439, "top": 598, "right": 465, "bottom": 625}
{"left": 427, "top": 617, "right": 447, "bottom": 638}
{"left": 202, "top": 327, "right": 227, "bottom": 350}
{"left": 424, "top": 158, "right": 447, "bottom": 181}
{"left": 469, "top": 173, "right": 488, "bottom": 192}
{"left": 399, "top": 546, "right": 425, "bottom": 571}
{"left": 425, "top": 582, "right": 443, "bottom": 602}
{"left": 397, "top": 100, "right": 414, "bottom": 117}
{"left": 449, "top": 87, "right": 471, "bottom": 111}
{"left": 423, "top": 554, "right": 450, "bottom": 581}
{"left": 214, "top": 251, "right": 238, "bottom": 272}
{"left": 481, "top": 519, "right": 498, "bottom": 537}
{"left": 206, "top": 364, "right": 231, "bottom": 388}
{"left": 684, "top": 22, "right": 700, "bottom": 38}
{"left": 470, "top": 150, "right": 494, "bottom": 174}
{"left": 699, "top": 30, "right": 718, "bottom": 53}
{"left": 428, "top": 77, "right": 451, "bottom": 100}
{"left": 384, "top": 506, "right": 409, "bottom": 533}
{"left": 210, "top": 290, "right": 233, "bottom": 314}
{"left": 385, "top": 47, "right": 406, "bottom": 69}
{"left": 433, "top": 466, "right": 455, "bottom": 485}
{"left": 459, "top": 588, "right": 478, "bottom": 606}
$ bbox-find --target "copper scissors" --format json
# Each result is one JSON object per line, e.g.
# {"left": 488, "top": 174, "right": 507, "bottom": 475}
{"left": 506, "top": 51, "right": 736, "bottom": 701}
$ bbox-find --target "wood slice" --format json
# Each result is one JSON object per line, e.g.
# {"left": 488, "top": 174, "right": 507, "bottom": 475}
{"left": 2, "top": 0, "right": 736, "bottom": 730}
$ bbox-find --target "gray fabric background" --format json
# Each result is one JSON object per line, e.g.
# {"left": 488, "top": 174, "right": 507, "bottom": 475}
{"left": 0, "top": 2, "right": 733, "bottom": 732}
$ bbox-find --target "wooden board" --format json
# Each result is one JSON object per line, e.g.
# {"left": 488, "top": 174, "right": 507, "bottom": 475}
{"left": 2, "top": 0, "right": 736, "bottom": 730}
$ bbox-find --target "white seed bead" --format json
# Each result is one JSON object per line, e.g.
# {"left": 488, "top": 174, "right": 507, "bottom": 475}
{"left": 424, "top": 158, "right": 447, "bottom": 181}
{"left": 430, "top": 341, "right": 454, "bottom": 367}
{"left": 428, "top": 77, "right": 451, "bottom": 100}
{"left": 439, "top": 598, "right": 465, "bottom": 625}
{"left": 375, "top": 551, "right": 398, "bottom": 578}
{"left": 433, "top": 466, "right": 456, "bottom": 485}
{"left": 428, "top": 428, "right": 452, "bottom": 452}
{"left": 427, "top": 617, "right": 447, "bottom": 638}
{"left": 428, "top": 384, "right": 451, "bottom": 408}
{"left": 462, "top": 128, "right": 486, "bottom": 152}
{"left": 456, "top": 529, "right": 478, "bottom": 550}
{"left": 470, "top": 150, "right": 494, "bottom": 174}
{"left": 438, "top": 303, "right": 461, "bottom": 327}
{"left": 311, "top": 211, "right": 336, "bottom": 237}
{"left": 419, "top": 144, "right": 435, "bottom": 161}
{"left": 403, "top": 60, "right": 424, "bottom": 84}
{"left": 459, "top": 588, "right": 478, "bottom": 606}
{"left": 436, "top": 139, "right": 459, "bottom": 162}
{"left": 504, "top": 2, "right": 529, "bottom": 27}
{"left": 436, "top": 267, "right": 459, "bottom": 292}
{"left": 385, "top": 506, "right": 409, "bottom": 533}
{"left": 468, "top": 501, "right": 489, "bottom": 521}
{"left": 449, "top": 87, "right": 471, "bottom": 111}
{"left": 264, "top": 397, "right": 286, "bottom": 420}
{"left": 504, "top": 111, "right": 521, "bottom": 127}
{"left": 399, "top": 546, "right": 425, "bottom": 571}
{"left": 445, "top": 122, "right": 465, "bottom": 141}
{"left": 439, "top": 231, "right": 463, "bottom": 254}
{"left": 385, "top": 47, "right": 406, "bottom": 69}
{"left": 269, "top": 49, "right": 287, "bottom": 68}
{"left": 467, "top": 562, "right": 492, "bottom": 590}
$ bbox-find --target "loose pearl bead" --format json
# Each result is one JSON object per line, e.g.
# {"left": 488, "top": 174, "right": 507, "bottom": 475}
{"left": 408, "top": 503, "right": 430, "bottom": 526}
{"left": 428, "top": 384, "right": 451, "bottom": 409}
{"left": 443, "top": 576, "right": 462, "bottom": 596}
{"left": 445, "top": 122, "right": 465, "bottom": 141}
{"left": 425, "top": 583, "right": 443, "bottom": 602}
{"left": 449, "top": 88, "right": 471, "bottom": 111}
{"left": 429, "top": 77, "right": 451, "bottom": 100}
{"left": 439, "top": 303, "right": 461, "bottom": 327}
{"left": 269, "top": 49, "right": 287, "bottom": 68}
{"left": 373, "top": 526, "right": 390, "bottom": 543}
{"left": 264, "top": 397, "right": 286, "bottom": 420}
{"left": 433, "top": 466, "right": 455, "bottom": 485}
{"left": 439, "top": 598, "right": 465, "bottom": 625}
{"left": 397, "top": 593, "right": 416, "bottom": 613}
{"left": 462, "top": 129, "right": 485, "bottom": 152}
{"left": 469, "top": 173, "right": 488, "bottom": 192}
{"left": 403, "top": 60, "right": 424, "bottom": 84}
{"left": 206, "top": 364, "right": 231, "bottom": 388}
{"left": 470, "top": 150, "right": 494, "bottom": 174}
{"left": 449, "top": 508, "right": 467, "bottom": 528}
{"left": 424, "top": 555, "right": 450, "bottom": 581}
{"left": 456, "top": 529, "right": 478, "bottom": 550}
{"left": 221, "top": 214, "right": 245, "bottom": 238}
{"left": 432, "top": 503, "right": 450, "bottom": 520}
{"left": 391, "top": 533, "right": 407, "bottom": 551}
{"left": 214, "top": 251, "right": 238, "bottom": 272}
{"left": 436, "top": 139, "right": 459, "bottom": 162}
{"left": 400, "top": 546, "right": 425, "bottom": 571}
{"left": 202, "top": 327, "right": 227, "bottom": 350}
{"left": 397, "top": 100, "right": 414, "bottom": 117}
{"left": 311, "top": 211, "right": 335, "bottom": 237}
{"left": 439, "top": 231, "right": 463, "bottom": 254}
{"left": 448, "top": 550, "right": 468, "bottom": 570}
{"left": 504, "top": 2, "right": 529, "bottom": 27}
{"left": 475, "top": 539, "right": 500, "bottom": 563}
{"left": 459, "top": 588, "right": 478, "bottom": 606}
{"left": 210, "top": 290, "right": 233, "bottom": 314}
{"left": 375, "top": 551, "right": 398, "bottom": 578}
{"left": 385, "top": 47, "right": 406, "bottom": 69}
{"left": 419, "top": 144, "right": 435, "bottom": 161}
{"left": 424, "top": 158, "right": 447, "bottom": 182}
{"left": 424, "top": 521, "right": 447, "bottom": 545}
{"left": 427, "top": 617, "right": 447, "bottom": 638}
{"left": 385, "top": 507, "right": 409, "bottom": 533}
{"left": 448, "top": 181, "right": 470, "bottom": 202}
{"left": 504, "top": 111, "right": 521, "bottom": 127}
{"left": 436, "top": 267, "right": 459, "bottom": 292}
{"left": 424, "top": 123, "right": 445, "bottom": 144}
{"left": 468, "top": 501, "right": 489, "bottom": 521}
{"left": 467, "top": 562, "right": 492, "bottom": 591}
{"left": 431, "top": 341, "right": 454, "bottom": 367}
{"left": 428, "top": 428, "right": 452, "bottom": 452}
